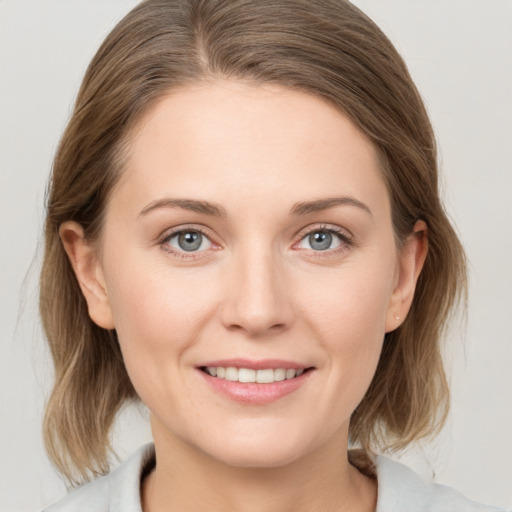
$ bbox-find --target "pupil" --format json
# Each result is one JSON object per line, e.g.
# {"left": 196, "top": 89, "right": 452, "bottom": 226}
{"left": 178, "top": 231, "right": 202, "bottom": 251}
{"left": 309, "top": 231, "right": 332, "bottom": 251}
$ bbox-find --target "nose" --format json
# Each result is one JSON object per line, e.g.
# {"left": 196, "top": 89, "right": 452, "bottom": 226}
{"left": 219, "top": 245, "right": 295, "bottom": 338}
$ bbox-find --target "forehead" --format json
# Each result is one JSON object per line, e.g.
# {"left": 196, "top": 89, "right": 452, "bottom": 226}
{"left": 112, "top": 80, "right": 389, "bottom": 219}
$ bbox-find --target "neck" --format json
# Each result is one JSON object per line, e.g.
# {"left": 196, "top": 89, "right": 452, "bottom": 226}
{"left": 141, "top": 425, "right": 377, "bottom": 512}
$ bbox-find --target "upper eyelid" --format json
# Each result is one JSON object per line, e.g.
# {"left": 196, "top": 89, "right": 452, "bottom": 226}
{"left": 165, "top": 228, "right": 210, "bottom": 243}
{"left": 295, "top": 223, "right": 353, "bottom": 240}
{"left": 159, "top": 224, "right": 213, "bottom": 243}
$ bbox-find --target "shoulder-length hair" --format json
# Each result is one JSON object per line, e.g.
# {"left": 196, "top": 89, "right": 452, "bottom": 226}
{"left": 40, "top": 0, "right": 466, "bottom": 484}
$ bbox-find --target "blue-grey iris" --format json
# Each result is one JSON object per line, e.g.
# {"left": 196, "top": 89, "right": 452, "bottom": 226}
{"left": 309, "top": 231, "right": 332, "bottom": 251}
{"left": 178, "top": 231, "right": 202, "bottom": 251}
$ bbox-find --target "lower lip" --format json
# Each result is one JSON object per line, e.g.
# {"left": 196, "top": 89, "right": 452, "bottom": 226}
{"left": 197, "top": 369, "right": 313, "bottom": 404}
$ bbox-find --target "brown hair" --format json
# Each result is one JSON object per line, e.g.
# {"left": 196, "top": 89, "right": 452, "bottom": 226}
{"left": 40, "top": 0, "right": 466, "bottom": 484}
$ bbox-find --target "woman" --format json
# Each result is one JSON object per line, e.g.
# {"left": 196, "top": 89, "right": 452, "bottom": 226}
{"left": 39, "top": 0, "right": 507, "bottom": 510}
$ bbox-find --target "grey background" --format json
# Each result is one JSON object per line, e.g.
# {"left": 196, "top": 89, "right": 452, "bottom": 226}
{"left": 1, "top": 1, "right": 511, "bottom": 510}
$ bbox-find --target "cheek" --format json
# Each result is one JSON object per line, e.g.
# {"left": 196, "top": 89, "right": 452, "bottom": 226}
{"left": 103, "top": 256, "right": 217, "bottom": 383}
{"left": 303, "top": 261, "right": 394, "bottom": 344}
{"left": 296, "top": 256, "right": 395, "bottom": 392}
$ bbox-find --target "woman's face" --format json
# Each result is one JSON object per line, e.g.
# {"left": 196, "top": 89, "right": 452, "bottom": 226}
{"left": 70, "top": 81, "right": 420, "bottom": 468}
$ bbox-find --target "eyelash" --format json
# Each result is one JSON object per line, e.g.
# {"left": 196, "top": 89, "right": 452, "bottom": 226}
{"left": 158, "top": 224, "right": 353, "bottom": 260}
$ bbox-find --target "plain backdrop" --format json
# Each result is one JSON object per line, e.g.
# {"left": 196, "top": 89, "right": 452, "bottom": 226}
{"left": 1, "top": 1, "right": 511, "bottom": 510}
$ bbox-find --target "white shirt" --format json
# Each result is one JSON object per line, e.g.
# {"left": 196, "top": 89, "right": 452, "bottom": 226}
{"left": 44, "top": 444, "right": 509, "bottom": 511}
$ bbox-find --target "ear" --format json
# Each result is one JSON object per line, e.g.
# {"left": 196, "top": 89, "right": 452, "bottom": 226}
{"left": 385, "top": 220, "right": 428, "bottom": 333}
{"left": 59, "top": 221, "right": 115, "bottom": 329}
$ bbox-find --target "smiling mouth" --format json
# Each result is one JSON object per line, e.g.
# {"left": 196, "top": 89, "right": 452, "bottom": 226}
{"left": 199, "top": 366, "right": 313, "bottom": 384}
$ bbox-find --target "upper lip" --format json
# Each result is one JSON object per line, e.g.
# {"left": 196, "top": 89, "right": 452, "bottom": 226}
{"left": 197, "top": 358, "right": 311, "bottom": 370}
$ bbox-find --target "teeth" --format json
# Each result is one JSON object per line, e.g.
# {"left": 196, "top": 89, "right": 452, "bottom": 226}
{"left": 238, "top": 368, "right": 256, "bottom": 383}
{"left": 256, "top": 369, "right": 274, "bottom": 383}
{"left": 285, "top": 369, "right": 296, "bottom": 380}
{"left": 205, "top": 366, "right": 305, "bottom": 383}
{"left": 225, "top": 367, "right": 238, "bottom": 381}
{"left": 274, "top": 368, "right": 286, "bottom": 381}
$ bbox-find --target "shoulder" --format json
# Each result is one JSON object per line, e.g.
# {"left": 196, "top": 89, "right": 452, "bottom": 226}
{"left": 43, "top": 443, "right": 155, "bottom": 512}
{"left": 375, "top": 455, "right": 509, "bottom": 512}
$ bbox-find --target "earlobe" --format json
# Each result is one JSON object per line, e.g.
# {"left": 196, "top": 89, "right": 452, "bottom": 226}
{"left": 59, "top": 221, "right": 115, "bottom": 330}
{"left": 385, "top": 220, "right": 428, "bottom": 333}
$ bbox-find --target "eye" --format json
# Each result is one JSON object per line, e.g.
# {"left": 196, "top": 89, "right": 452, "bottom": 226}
{"left": 163, "top": 229, "right": 213, "bottom": 253}
{"left": 295, "top": 227, "right": 351, "bottom": 252}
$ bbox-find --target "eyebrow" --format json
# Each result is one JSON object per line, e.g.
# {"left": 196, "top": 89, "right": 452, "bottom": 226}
{"left": 138, "top": 195, "right": 372, "bottom": 219}
{"left": 138, "top": 198, "right": 227, "bottom": 218}
{"left": 290, "top": 197, "right": 372, "bottom": 217}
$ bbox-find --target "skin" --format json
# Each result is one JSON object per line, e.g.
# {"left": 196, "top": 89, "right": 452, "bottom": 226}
{"left": 61, "top": 80, "right": 427, "bottom": 512}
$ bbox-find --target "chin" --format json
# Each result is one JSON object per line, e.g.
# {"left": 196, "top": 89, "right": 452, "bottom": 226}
{"left": 197, "top": 423, "right": 324, "bottom": 469}
{"left": 210, "top": 444, "right": 304, "bottom": 469}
